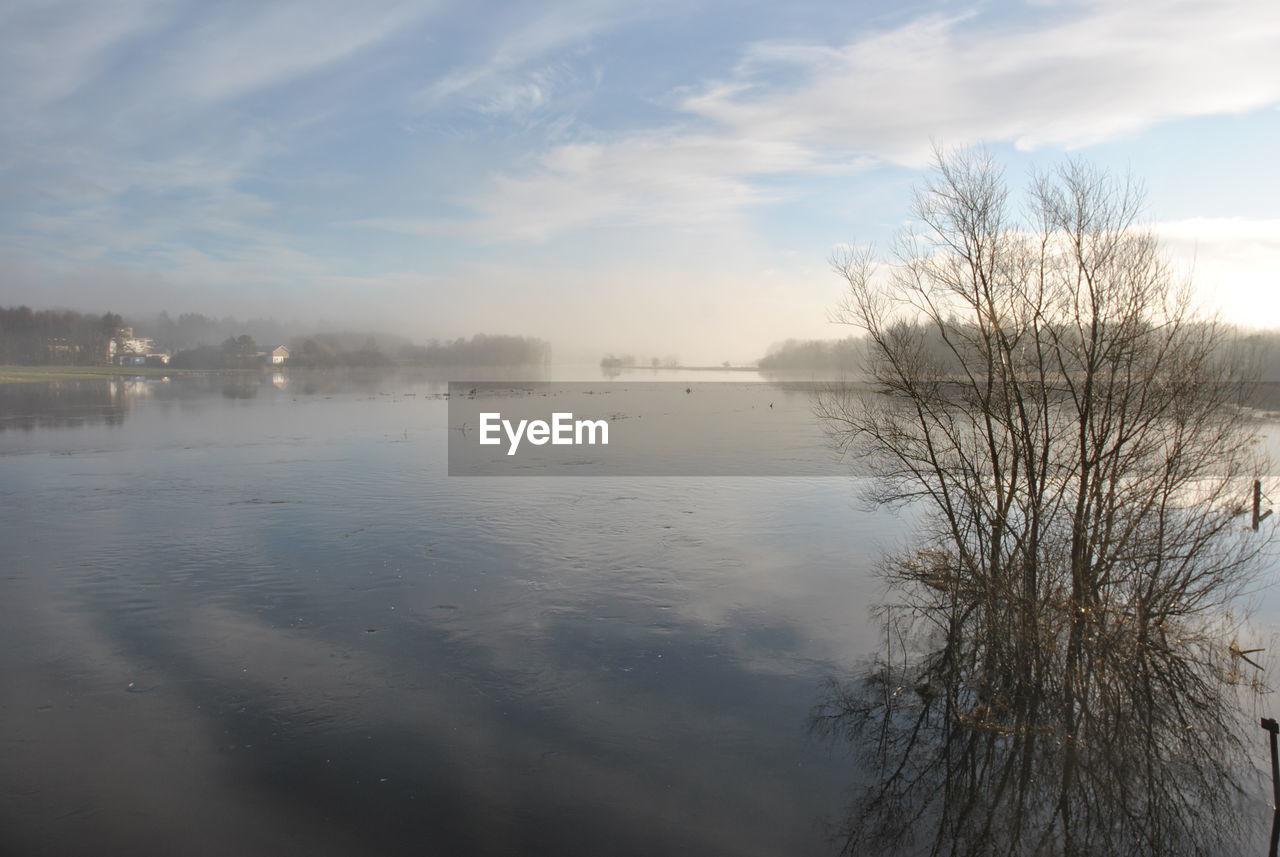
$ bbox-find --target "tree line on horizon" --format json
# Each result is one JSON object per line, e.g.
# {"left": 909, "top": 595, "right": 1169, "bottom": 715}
{"left": 0, "top": 306, "right": 122, "bottom": 365}
{"left": 599, "top": 354, "right": 682, "bottom": 371}
{"left": 0, "top": 305, "right": 551, "bottom": 369}
{"left": 758, "top": 327, "right": 1280, "bottom": 383}
{"left": 756, "top": 337, "right": 867, "bottom": 374}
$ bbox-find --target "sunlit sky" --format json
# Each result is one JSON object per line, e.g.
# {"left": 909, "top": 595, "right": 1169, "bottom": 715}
{"left": 2, "top": 0, "right": 1279, "bottom": 362}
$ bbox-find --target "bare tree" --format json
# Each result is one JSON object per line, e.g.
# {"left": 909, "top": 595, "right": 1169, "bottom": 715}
{"left": 815, "top": 147, "right": 1271, "bottom": 856}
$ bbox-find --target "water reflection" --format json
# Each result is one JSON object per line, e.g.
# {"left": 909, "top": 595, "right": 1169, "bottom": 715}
{"left": 221, "top": 377, "right": 260, "bottom": 398}
{"left": 0, "top": 380, "right": 129, "bottom": 430}
{"left": 815, "top": 551, "right": 1270, "bottom": 856}
{"left": 6, "top": 369, "right": 1278, "bottom": 855}
{"left": 0, "top": 369, "right": 870, "bottom": 856}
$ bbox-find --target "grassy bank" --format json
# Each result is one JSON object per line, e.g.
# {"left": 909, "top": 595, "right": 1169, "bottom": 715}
{"left": 0, "top": 365, "right": 225, "bottom": 384}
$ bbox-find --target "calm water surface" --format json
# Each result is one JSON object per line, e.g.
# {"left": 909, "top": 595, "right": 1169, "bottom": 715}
{"left": 1, "top": 369, "right": 908, "bottom": 857}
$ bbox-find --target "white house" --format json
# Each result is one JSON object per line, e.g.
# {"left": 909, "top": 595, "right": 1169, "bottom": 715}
{"left": 270, "top": 346, "right": 290, "bottom": 365}
{"left": 109, "top": 328, "right": 155, "bottom": 360}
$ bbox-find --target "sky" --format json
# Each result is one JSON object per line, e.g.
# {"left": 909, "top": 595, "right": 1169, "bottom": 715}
{"left": 1, "top": 0, "right": 1279, "bottom": 363}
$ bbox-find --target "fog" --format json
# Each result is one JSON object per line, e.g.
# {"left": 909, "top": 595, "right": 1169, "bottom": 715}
{"left": 6, "top": 224, "right": 1280, "bottom": 368}
{"left": 0, "top": 244, "right": 842, "bottom": 367}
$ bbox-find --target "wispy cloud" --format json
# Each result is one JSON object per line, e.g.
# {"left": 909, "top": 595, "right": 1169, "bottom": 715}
{"left": 0, "top": 0, "right": 436, "bottom": 312}
{"left": 419, "top": 133, "right": 854, "bottom": 241}
{"left": 351, "top": 128, "right": 875, "bottom": 245}
{"left": 160, "top": 0, "right": 427, "bottom": 103}
{"left": 682, "top": 0, "right": 1280, "bottom": 161}
{"left": 418, "top": 0, "right": 638, "bottom": 110}
{"left": 0, "top": 0, "right": 168, "bottom": 109}
{"left": 419, "top": 0, "right": 1280, "bottom": 243}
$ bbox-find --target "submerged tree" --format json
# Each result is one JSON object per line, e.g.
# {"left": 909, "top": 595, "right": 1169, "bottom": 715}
{"left": 815, "top": 148, "right": 1271, "bottom": 856}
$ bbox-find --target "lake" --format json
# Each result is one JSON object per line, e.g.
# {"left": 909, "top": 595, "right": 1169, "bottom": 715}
{"left": 2, "top": 368, "right": 1278, "bottom": 856}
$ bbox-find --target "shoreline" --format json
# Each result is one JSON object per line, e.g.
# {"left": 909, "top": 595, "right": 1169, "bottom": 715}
{"left": 0, "top": 365, "right": 231, "bottom": 384}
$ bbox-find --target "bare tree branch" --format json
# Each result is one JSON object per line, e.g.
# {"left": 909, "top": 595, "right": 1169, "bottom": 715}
{"left": 815, "top": 147, "right": 1272, "bottom": 857}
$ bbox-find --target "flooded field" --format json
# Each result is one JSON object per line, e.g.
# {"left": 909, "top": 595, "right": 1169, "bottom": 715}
{"left": 3, "top": 369, "right": 1279, "bottom": 856}
{"left": 0, "top": 370, "right": 898, "bottom": 856}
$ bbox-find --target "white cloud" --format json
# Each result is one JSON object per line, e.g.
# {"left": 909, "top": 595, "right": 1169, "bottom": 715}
{"left": 0, "top": 0, "right": 428, "bottom": 275}
{"left": 684, "top": 0, "right": 1280, "bottom": 162}
{"left": 0, "top": 0, "right": 426, "bottom": 116}
{"left": 364, "top": 132, "right": 867, "bottom": 242}
{"left": 424, "top": 0, "right": 1280, "bottom": 244}
{"left": 474, "top": 134, "right": 826, "bottom": 240}
{"left": 1156, "top": 217, "right": 1280, "bottom": 245}
{"left": 1154, "top": 217, "right": 1280, "bottom": 327}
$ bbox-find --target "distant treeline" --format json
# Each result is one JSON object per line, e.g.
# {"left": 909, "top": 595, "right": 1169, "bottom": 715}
{"left": 756, "top": 328, "right": 1280, "bottom": 383}
{"left": 0, "top": 306, "right": 122, "bottom": 364}
{"left": 137, "top": 312, "right": 299, "bottom": 353}
{"left": 1, "top": 304, "right": 551, "bottom": 369}
{"left": 397, "top": 334, "right": 551, "bottom": 367}
{"left": 757, "top": 337, "right": 867, "bottom": 374}
{"left": 165, "top": 332, "right": 551, "bottom": 369}
{"left": 1224, "top": 329, "right": 1280, "bottom": 384}
{"left": 599, "top": 355, "right": 682, "bottom": 370}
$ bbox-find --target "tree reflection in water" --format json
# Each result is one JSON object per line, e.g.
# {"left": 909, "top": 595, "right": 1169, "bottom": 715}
{"left": 815, "top": 545, "right": 1271, "bottom": 857}
{"left": 812, "top": 150, "right": 1275, "bottom": 857}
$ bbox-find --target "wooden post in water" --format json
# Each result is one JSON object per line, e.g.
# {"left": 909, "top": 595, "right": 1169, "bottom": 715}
{"left": 1265, "top": 719, "right": 1280, "bottom": 807}
{"left": 1264, "top": 718, "right": 1280, "bottom": 857}
{"left": 1254, "top": 480, "right": 1273, "bottom": 531}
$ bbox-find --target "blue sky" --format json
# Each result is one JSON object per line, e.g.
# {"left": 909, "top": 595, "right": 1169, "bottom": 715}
{"left": 2, "top": 0, "right": 1279, "bottom": 362}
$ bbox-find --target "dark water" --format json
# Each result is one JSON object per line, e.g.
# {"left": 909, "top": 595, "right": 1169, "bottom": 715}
{"left": 0, "top": 371, "right": 902, "bottom": 857}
